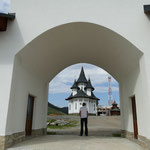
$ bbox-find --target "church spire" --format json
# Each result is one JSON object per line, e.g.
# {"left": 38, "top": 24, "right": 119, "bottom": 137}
{"left": 77, "top": 67, "right": 88, "bottom": 83}
{"left": 85, "top": 78, "right": 94, "bottom": 91}
{"left": 71, "top": 80, "right": 79, "bottom": 89}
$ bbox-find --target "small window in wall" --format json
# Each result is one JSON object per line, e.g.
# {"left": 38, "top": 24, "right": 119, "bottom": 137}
{"left": 75, "top": 103, "right": 77, "bottom": 110}
{"left": 94, "top": 104, "right": 95, "bottom": 111}
{"left": 69, "top": 104, "right": 71, "bottom": 110}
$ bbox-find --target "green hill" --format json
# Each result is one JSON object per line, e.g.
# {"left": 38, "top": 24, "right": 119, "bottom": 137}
{"left": 48, "top": 102, "right": 68, "bottom": 115}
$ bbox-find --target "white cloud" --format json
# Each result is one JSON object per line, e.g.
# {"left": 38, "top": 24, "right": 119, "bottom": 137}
{"left": 0, "top": 0, "right": 11, "bottom": 14}
{"left": 49, "top": 63, "right": 119, "bottom": 94}
{"left": 49, "top": 81, "right": 71, "bottom": 94}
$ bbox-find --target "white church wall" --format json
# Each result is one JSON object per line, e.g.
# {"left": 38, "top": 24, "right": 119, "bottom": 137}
{"left": 68, "top": 102, "right": 71, "bottom": 113}
{"left": 78, "top": 98, "right": 83, "bottom": 112}
{"left": 68, "top": 101, "right": 73, "bottom": 114}
{"left": 73, "top": 99, "right": 79, "bottom": 113}
{"left": 89, "top": 100, "right": 92, "bottom": 113}
{"left": 69, "top": 98, "right": 97, "bottom": 114}
{"left": 89, "top": 100, "right": 97, "bottom": 114}
{"left": 78, "top": 99, "right": 81, "bottom": 113}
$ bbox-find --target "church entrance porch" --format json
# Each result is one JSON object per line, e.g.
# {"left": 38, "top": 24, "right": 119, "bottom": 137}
{"left": 7, "top": 135, "right": 144, "bottom": 150}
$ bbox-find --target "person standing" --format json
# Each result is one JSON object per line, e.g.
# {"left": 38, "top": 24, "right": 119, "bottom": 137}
{"left": 79, "top": 103, "right": 88, "bottom": 136}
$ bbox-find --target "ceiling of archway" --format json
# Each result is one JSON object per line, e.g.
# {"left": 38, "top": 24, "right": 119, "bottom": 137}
{"left": 16, "top": 22, "right": 143, "bottom": 82}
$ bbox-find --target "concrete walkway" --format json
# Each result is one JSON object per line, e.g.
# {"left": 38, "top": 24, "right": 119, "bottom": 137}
{"left": 7, "top": 135, "right": 144, "bottom": 150}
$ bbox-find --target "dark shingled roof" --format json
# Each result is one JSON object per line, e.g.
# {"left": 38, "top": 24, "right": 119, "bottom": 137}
{"left": 71, "top": 80, "right": 79, "bottom": 89}
{"left": 76, "top": 67, "right": 88, "bottom": 83}
{"left": 85, "top": 78, "right": 94, "bottom": 91}
{"left": 66, "top": 90, "right": 88, "bottom": 100}
{"left": 66, "top": 90, "right": 99, "bottom": 100}
{"left": 66, "top": 67, "right": 99, "bottom": 101}
{"left": 65, "top": 93, "right": 74, "bottom": 100}
{"left": 91, "top": 92, "right": 99, "bottom": 100}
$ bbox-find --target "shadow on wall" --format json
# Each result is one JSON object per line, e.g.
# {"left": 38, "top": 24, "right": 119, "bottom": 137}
{"left": 4, "top": 19, "right": 25, "bottom": 132}
{"left": 145, "top": 14, "right": 150, "bottom": 21}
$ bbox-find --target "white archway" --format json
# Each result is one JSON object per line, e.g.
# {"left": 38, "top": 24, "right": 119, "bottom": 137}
{"left": 5, "top": 22, "right": 146, "bottom": 148}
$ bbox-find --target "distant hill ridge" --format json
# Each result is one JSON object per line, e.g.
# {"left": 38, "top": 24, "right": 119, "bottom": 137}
{"left": 48, "top": 102, "right": 68, "bottom": 115}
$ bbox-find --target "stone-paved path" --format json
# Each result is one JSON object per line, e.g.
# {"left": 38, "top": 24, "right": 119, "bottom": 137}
{"left": 7, "top": 135, "right": 144, "bottom": 150}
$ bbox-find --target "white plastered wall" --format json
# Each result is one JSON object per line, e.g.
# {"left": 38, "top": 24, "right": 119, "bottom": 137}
{"left": 0, "top": 65, "right": 13, "bottom": 135}
{"left": 0, "top": 0, "right": 150, "bottom": 140}
{"left": 4, "top": 56, "right": 48, "bottom": 135}
{"left": 120, "top": 59, "right": 150, "bottom": 139}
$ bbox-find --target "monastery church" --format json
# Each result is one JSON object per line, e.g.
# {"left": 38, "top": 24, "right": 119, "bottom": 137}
{"left": 66, "top": 67, "right": 99, "bottom": 114}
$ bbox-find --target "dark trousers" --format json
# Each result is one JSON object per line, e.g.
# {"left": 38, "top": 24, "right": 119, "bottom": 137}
{"left": 80, "top": 118, "right": 88, "bottom": 136}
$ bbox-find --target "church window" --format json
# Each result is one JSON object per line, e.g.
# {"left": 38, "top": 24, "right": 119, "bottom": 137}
{"left": 75, "top": 103, "right": 77, "bottom": 110}
{"left": 69, "top": 104, "right": 71, "bottom": 110}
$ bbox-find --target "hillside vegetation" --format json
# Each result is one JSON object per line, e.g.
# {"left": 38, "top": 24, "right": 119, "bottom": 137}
{"left": 48, "top": 102, "right": 68, "bottom": 115}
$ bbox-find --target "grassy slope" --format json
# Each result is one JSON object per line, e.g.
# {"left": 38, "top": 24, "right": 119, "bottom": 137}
{"left": 48, "top": 102, "right": 68, "bottom": 115}
{"left": 48, "top": 106, "right": 66, "bottom": 115}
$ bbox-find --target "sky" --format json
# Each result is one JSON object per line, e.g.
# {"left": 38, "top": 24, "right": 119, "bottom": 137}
{"left": 48, "top": 63, "right": 119, "bottom": 108}
{"left": 0, "top": 0, "right": 10, "bottom": 14}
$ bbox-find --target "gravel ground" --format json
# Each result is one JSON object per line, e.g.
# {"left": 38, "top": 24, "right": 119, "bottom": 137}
{"left": 47, "top": 115, "right": 121, "bottom": 136}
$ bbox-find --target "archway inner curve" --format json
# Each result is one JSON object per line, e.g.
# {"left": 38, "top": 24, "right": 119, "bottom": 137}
{"left": 16, "top": 22, "right": 143, "bottom": 83}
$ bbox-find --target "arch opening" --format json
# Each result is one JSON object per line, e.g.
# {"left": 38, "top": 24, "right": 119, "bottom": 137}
{"left": 47, "top": 63, "right": 121, "bottom": 136}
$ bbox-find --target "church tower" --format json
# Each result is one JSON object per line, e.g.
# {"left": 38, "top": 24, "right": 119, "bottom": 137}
{"left": 66, "top": 67, "right": 99, "bottom": 114}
